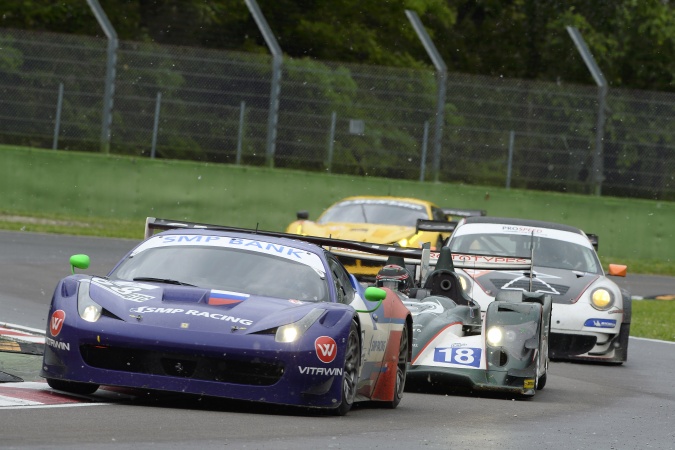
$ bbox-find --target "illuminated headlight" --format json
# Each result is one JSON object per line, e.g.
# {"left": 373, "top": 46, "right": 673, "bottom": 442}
{"left": 77, "top": 281, "right": 102, "bottom": 323}
{"left": 275, "top": 309, "right": 325, "bottom": 343}
{"left": 397, "top": 238, "right": 409, "bottom": 247}
{"left": 458, "top": 275, "right": 468, "bottom": 291}
{"left": 486, "top": 326, "right": 503, "bottom": 346}
{"left": 590, "top": 288, "right": 614, "bottom": 310}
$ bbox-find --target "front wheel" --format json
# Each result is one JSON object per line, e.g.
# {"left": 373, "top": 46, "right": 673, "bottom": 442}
{"left": 334, "top": 320, "right": 361, "bottom": 416}
{"left": 46, "top": 378, "right": 99, "bottom": 395}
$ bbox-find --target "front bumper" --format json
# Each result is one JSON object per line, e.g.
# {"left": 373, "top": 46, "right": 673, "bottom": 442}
{"left": 406, "top": 365, "right": 537, "bottom": 397}
{"left": 41, "top": 305, "right": 350, "bottom": 409}
{"left": 550, "top": 302, "right": 623, "bottom": 360}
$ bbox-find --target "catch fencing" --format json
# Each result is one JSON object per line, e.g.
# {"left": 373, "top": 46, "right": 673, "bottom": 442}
{"left": 0, "top": 27, "right": 672, "bottom": 200}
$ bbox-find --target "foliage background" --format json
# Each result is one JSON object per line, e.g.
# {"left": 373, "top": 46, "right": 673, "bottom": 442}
{"left": 1, "top": 0, "right": 673, "bottom": 92}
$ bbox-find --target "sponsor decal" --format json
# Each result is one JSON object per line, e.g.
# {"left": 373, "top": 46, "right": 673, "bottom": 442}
{"left": 584, "top": 318, "right": 617, "bottom": 328}
{"left": 133, "top": 235, "right": 327, "bottom": 275}
{"left": 315, "top": 336, "right": 338, "bottom": 363}
{"left": 45, "top": 337, "right": 70, "bottom": 351}
{"left": 288, "top": 299, "right": 305, "bottom": 305}
{"left": 208, "top": 289, "right": 249, "bottom": 305}
{"left": 298, "top": 366, "right": 343, "bottom": 376}
{"left": 403, "top": 300, "right": 445, "bottom": 316}
{"left": 129, "top": 306, "right": 253, "bottom": 326}
{"left": 50, "top": 310, "right": 65, "bottom": 337}
{"left": 452, "top": 254, "right": 530, "bottom": 264}
{"left": 524, "top": 379, "right": 535, "bottom": 389}
{"left": 500, "top": 271, "right": 562, "bottom": 295}
{"left": 91, "top": 278, "right": 157, "bottom": 303}
{"left": 501, "top": 226, "right": 545, "bottom": 234}
{"left": 369, "top": 339, "right": 387, "bottom": 353}
{"left": 433, "top": 347, "right": 482, "bottom": 368}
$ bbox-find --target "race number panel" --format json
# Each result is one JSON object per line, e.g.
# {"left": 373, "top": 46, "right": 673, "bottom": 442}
{"left": 433, "top": 347, "right": 482, "bottom": 368}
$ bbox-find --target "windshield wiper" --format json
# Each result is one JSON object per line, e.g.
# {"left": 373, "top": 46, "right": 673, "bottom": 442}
{"left": 133, "top": 277, "right": 196, "bottom": 287}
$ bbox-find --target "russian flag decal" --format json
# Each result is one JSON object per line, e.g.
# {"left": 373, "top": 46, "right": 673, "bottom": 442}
{"left": 208, "top": 290, "right": 250, "bottom": 305}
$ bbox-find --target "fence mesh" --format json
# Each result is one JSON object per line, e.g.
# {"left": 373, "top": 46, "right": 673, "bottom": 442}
{"left": 0, "top": 27, "right": 672, "bottom": 200}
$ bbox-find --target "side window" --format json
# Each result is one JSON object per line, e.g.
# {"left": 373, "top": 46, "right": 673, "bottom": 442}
{"left": 328, "top": 257, "right": 356, "bottom": 304}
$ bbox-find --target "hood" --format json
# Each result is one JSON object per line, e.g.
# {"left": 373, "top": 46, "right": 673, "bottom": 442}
{"left": 301, "top": 221, "right": 415, "bottom": 244}
{"left": 468, "top": 267, "right": 600, "bottom": 304}
{"left": 84, "top": 277, "right": 321, "bottom": 333}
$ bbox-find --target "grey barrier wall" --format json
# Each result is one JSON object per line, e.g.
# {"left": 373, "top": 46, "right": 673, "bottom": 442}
{"left": 0, "top": 28, "right": 673, "bottom": 200}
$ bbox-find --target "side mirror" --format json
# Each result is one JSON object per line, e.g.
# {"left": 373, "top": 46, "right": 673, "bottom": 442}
{"left": 364, "top": 286, "right": 387, "bottom": 301}
{"left": 608, "top": 264, "right": 627, "bottom": 277}
{"left": 70, "top": 254, "right": 90, "bottom": 274}
{"left": 296, "top": 210, "right": 309, "bottom": 220}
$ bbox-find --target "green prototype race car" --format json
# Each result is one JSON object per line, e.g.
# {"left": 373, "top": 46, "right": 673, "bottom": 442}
{"left": 375, "top": 247, "right": 552, "bottom": 397}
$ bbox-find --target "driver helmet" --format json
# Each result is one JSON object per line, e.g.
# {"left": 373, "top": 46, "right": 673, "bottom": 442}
{"left": 376, "top": 264, "right": 412, "bottom": 292}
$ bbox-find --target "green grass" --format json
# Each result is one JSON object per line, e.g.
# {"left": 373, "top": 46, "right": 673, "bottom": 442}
{"left": 631, "top": 300, "right": 675, "bottom": 342}
{"left": 0, "top": 212, "right": 144, "bottom": 239}
{"left": 597, "top": 255, "right": 675, "bottom": 277}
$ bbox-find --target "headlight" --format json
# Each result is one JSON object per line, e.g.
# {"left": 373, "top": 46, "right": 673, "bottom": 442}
{"left": 590, "top": 288, "right": 614, "bottom": 310}
{"left": 275, "top": 309, "right": 325, "bottom": 343}
{"left": 397, "top": 238, "right": 409, "bottom": 247}
{"left": 486, "top": 326, "right": 503, "bottom": 346}
{"left": 77, "top": 281, "right": 102, "bottom": 322}
{"left": 458, "top": 275, "right": 468, "bottom": 291}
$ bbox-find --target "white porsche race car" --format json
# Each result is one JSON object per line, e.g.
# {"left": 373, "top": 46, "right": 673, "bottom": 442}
{"left": 443, "top": 216, "right": 630, "bottom": 364}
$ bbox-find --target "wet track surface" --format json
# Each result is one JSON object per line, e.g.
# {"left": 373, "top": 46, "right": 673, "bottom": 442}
{"left": 1, "top": 231, "right": 674, "bottom": 449}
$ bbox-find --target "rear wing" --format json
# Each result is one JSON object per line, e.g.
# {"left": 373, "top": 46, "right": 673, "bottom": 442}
{"left": 416, "top": 209, "right": 486, "bottom": 234}
{"left": 436, "top": 252, "right": 532, "bottom": 270}
{"left": 441, "top": 208, "right": 487, "bottom": 219}
{"left": 586, "top": 233, "right": 599, "bottom": 250}
{"left": 144, "top": 217, "right": 426, "bottom": 261}
{"left": 144, "top": 217, "right": 532, "bottom": 286}
{"left": 416, "top": 218, "right": 457, "bottom": 234}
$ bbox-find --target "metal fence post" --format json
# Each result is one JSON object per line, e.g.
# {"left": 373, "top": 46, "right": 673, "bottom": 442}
{"left": 236, "top": 101, "right": 246, "bottom": 165}
{"left": 419, "top": 121, "right": 429, "bottom": 182}
{"left": 326, "top": 111, "right": 337, "bottom": 173}
{"left": 150, "top": 92, "right": 162, "bottom": 159}
{"left": 52, "top": 83, "right": 64, "bottom": 150}
{"left": 245, "top": 0, "right": 283, "bottom": 168}
{"left": 87, "top": 0, "right": 117, "bottom": 155}
{"left": 406, "top": 10, "right": 448, "bottom": 183}
{"left": 566, "top": 26, "right": 607, "bottom": 196}
{"left": 506, "top": 130, "right": 515, "bottom": 189}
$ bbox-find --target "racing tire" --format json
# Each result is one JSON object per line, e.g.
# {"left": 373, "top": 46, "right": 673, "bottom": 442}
{"left": 384, "top": 322, "right": 409, "bottom": 409}
{"left": 46, "top": 378, "right": 99, "bottom": 395}
{"left": 537, "top": 372, "right": 547, "bottom": 390}
{"left": 610, "top": 323, "right": 630, "bottom": 364}
{"left": 334, "top": 320, "right": 361, "bottom": 416}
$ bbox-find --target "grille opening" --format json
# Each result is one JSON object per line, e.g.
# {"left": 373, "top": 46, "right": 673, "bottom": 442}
{"left": 80, "top": 345, "right": 284, "bottom": 385}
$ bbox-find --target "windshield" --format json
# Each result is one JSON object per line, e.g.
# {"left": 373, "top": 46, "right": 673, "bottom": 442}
{"left": 449, "top": 233, "right": 602, "bottom": 273}
{"left": 110, "top": 246, "right": 329, "bottom": 302}
{"left": 318, "top": 199, "right": 428, "bottom": 226}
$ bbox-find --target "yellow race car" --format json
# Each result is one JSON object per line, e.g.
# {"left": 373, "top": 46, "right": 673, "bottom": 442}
{"left": 286, "top": 196, "right": 485, "bottom": 279}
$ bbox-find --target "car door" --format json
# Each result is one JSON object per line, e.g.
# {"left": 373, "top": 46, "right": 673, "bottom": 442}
{"left": 327, "top": 256, "right": 389, "bottom": 397}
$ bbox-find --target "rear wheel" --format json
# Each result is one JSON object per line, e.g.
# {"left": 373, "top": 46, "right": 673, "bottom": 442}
{"left": 334, "top": 321, "right": 361, "bottom": 416}
{"left": 46, "top": 378, "right": 99, "bottom": 395}
{"left": 385, "top": 323, "right": 409, "bottom": 409}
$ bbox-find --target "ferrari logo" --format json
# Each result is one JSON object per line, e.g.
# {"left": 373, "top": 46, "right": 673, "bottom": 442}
{"left": 524, "top": 379, "right": 535, "bottom": 389}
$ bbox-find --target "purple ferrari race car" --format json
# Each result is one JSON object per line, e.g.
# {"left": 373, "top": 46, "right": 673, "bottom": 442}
{"left": 41, "top": 218, "right": 413, "bottom": 415}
